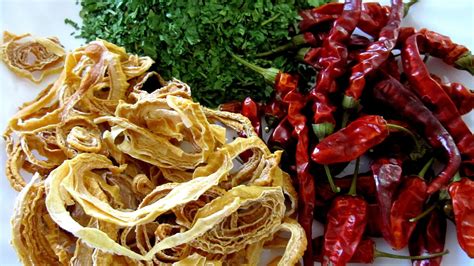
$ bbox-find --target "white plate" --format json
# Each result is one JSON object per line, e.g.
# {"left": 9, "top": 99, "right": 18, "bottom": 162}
{"left": 0, "top": 0, "right": 472, "bottom": 265}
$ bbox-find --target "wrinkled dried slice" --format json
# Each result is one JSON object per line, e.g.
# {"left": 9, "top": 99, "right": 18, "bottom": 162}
{"left": 190, "top": 186, "right": 285, "bottom": 254}
{"left": 11, "top": 174, "right": 76, "bottom": 265}
{"left": 273, "top": 218, "right": 307, "bottom": 266}
{"left": 55, "top": 115, "right": 104, "bottom": 157}
{"left": 5, "top": 37, "right": 303, "bottom": 265}
{"left": 172, "top": 253, "right": 222, "bottom": 266}
{"left": 0, "top": 31, "right": 65, "bottom": 83}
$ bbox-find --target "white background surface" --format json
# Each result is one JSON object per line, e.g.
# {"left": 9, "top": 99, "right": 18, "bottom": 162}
{"left": 0, "top": 0, "right": 472, "bottom": 265}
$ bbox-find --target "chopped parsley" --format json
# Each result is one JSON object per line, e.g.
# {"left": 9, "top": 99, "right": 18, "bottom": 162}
{"left": 71, "top": 0, "right": 324, "bottom": 106}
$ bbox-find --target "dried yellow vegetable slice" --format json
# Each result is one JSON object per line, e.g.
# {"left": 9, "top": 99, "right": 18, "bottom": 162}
{"left": 0, "top": 31, "right": 65, "bottom": 83}
{"left": 5, "top": 38, "right": 305, "bottom": 265}
{"left": 11, "top": 174, "right": 76, "bottom": 265}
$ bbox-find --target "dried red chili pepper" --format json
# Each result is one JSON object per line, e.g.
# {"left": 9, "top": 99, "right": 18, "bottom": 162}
{"left": 418, "top": 28, "right": 472, "bottom": 69}
{"left": 372, "top": 78, "right": 461, "bottom": 194}
{"left": 309, "top": 0, "right": 362, "bottom": 138}
{"left": 313, "top": 237, "right": 449, "bottom": 263}
{"left": 396, "top": 27, "right": 473, "bottom": 74}
{"left": 316, "top": 174, "right": 376, "bottom": 201}
{"left": 263, "top": 98, "right": 287, "bottom": 129}
{"left": 299, "top": 2, "right": 343, "bottom": 32}
{"left": 402, "top": 32, "right": 473, "bottom": 153}
{"left": 366, "top": 203, "right": 383, "bottom": 237}
{"left": 323, "top": 195, "right": 367, "bottom": 265}
{"left": 241, "top": 97, "right": 261, "bottom": 136}
{"left": 449, "top": 177, "right": 474, "bottom": 258}
{"left": 409, "top": 208, "right": 447, "bottom": 266}
{"left": 371, "top": 157, "right": 403, "bottom": 244}
{"left": 283, "top": 89, "right": 315, "bottom": 266}
{"left": 441, "top": 82, "right": 474, "bottom": 116}
{"left": 311, "top": 115, "right": 390, "bottom": 165}
{"left": 430, "top": 74, "right": 474, "bottom": 115}
{"left": 342, "top": 0, "right": 403, "bottom": 110}
{"left": 267, "top": 116, "right": 294, "bottom": 150}
{"left": 230, "top": 54, "right": 316, "bottom": 264}
{"left": 322, "top": 159, "right": 367, "bottom": 266}
{"left": 314, "top": 174, "right": 376, "bottom": 224}
{"left": 300, "top": 2, "right": 390, "bottom": 37}
{"left": 359, "top": 2, "right": 391, "bottom": 36}
{"left": 390, "top": 176, "right": 428, "bottom": 250}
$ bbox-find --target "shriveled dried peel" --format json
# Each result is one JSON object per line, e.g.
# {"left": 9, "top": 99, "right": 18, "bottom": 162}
{"left": 0, "top": 31, "right": 65, "bottom": 83}
{"left": 4, "top": 38, "right": 305, "bottom": 265}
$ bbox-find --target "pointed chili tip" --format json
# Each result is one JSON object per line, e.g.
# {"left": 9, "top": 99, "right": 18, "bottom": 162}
{"left": 454, "top": 52, "right": 474, "bottom": 75}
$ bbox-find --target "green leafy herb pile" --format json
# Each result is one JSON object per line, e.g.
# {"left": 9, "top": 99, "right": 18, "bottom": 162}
{"left": 68, "top": 0, "right": 316, "bottom": 106}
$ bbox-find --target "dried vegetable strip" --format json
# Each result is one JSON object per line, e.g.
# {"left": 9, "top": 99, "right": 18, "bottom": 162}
{"left": 0, "top": 31, "right": 65, "bottom": 83}
{"left": 4, "top": 38, "right": 304, "bottom": 265}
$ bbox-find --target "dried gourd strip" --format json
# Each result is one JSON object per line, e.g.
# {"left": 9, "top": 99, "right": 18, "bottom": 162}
{"left": 274, "top": 218, "right": 307, "bottom": 266}
{"left": 5, "top": 38, "right": 304, "bottom": 265}
{"left": 11, "top": 174, "right": 76, "bottom": 265}
{"left": 0, "top": 31, "right": 65, "bottom": 83}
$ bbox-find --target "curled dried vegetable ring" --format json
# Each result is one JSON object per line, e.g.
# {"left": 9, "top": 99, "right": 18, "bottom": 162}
{"left": 0, "top": 31, "right": 65, "bottom": 83}
{"left": 5, "top": 37, "right": 304, "bottom": 265}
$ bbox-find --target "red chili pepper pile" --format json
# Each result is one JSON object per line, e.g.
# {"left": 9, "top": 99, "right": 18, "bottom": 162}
{"left": 228, "top": 0, "right": 473, "bottom": 264}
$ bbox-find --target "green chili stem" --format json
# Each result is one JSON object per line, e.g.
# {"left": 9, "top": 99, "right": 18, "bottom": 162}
{"left": 454, "top": 52, "right": 474, "bottom": 75}
{"left": 295, "top": 47, "right": 311, "bottom": 62}
{"left": 418, "top": 158, "right": 434, "bottom": 179}
{"left": 375, "top": 249, "right": 449, "bottom": 260}
{"left": 386, "top": 123, "right": 421, "bottom": 150}
{"left": 260, "top": 14, "right": 280, "bottom": 27}
{"left": 348, "top": 157, "right": 360, "bottom": 196}
{"left": 452, "top": 171, "right": 462, "bottom": 183}
{"left": 231, "top": 53, "right": 279, "bottom": 84}
{"left": 324, "top": 164, "right": 340, "bottom": 193}
{"left": 312, "top": 122, "right": 335, "bottom": 141}
{"left": 341, "top": 111, "right": 350, "bottom": 128}
{"left": 409, "top": 203, "right": 437, "bottom": 223}
{"left": 255, "top": 34, "right": 306, "bottom": 57}
{"left": 403, "top": 0, "right": 419, "bottom": 17}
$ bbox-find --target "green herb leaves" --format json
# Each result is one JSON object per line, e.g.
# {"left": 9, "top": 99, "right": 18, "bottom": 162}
{"left": 73, "top": 0, "right": 312, "bottom": 106}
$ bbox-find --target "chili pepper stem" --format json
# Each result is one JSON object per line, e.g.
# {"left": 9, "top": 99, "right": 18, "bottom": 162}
{"left": 324, "top": 164, "right": 341, "bottom": 193}
{"left": 386, "top": 123, "right": 422, "bottom": 152}
{"left": 403, "top": 0, "right": 419, "bottom": 17}
{"left": 295, "top": 47, "right": 311, "bottom": 62}
{"left": 341, "top": 111, "right": 350, "bottom": 128}
{"left": 231, "top": 53, "right": 279, "bottom": 84}
{"left": 255, "top": 34, "right": 306, "bottom": 57}
{"left": 452, "top": 171, "right": 461, "bottom": 182}
{"left": 375, "top": 249, "right": 449, "bottom": 260}
{"left": 348, "top": 157, "right": 360, "bottom": 196}
{"left": 312, "top": 122, "right": 335, "bottom": 141}
{"left": 409, "top": 203, "right": 438, "bottom": 222}
{"left": 418, "top": 157, "right": 434, "bottom": 179}
{"left": 454, "top": 52, "right": 474, "bottom": 75}
{"left": 342, "top": 95, "right": 359, "bottom": 110}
